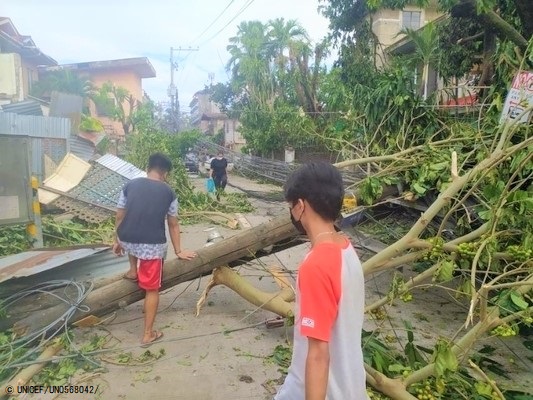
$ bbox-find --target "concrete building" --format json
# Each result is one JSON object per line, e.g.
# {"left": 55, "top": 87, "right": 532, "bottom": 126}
{"left": 372, "top": 1, "right": 443, "bottom": 66}
{"left": 46, "top": 57, "right": 156, "bottom": 138}
{"left": 189, "top": 89, "right": 245, "bottom": 151}
{"left": 370, "top": 2, "right": 480, "bottom": 107}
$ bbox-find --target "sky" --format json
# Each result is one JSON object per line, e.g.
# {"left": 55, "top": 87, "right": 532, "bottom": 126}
{"left": 3, "top": 0, "right": 332, "bottom": 113}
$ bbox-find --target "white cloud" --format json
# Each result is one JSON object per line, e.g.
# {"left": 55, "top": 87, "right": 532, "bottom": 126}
{"left": 3, "top": 0, "right": 331, "bottom": 109}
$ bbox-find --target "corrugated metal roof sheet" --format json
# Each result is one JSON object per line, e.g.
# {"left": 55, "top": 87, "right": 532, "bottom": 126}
{"left": 95, "top": 154, "right": 146, "bottom": 180}
{"left": 38, "top": 154, "right": 144, "bottom": 223}
{"left": 0, "top": 112, "right": 70, "bottom": 139}
{"left": 1, "top": 100, "right": 43, "bottom": 116}
{"left": 0, "top": 246, "right": 108, "bottom": 284}
{"left": 70, "top": 135, "right": 97, "bottom": 161}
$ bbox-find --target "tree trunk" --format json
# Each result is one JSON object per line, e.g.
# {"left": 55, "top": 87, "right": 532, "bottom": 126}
{"left": 480, "top": 9, "right": 528, "bottom": 49}
{"left": 13, "top": 215, "right": 299, "bottom": 334}
{"left": 452, "top": 0, "right": 528, "bottom": 49}
{"left": 514, "top": 0, "right": 533, "bottom": 40}
{"left": 478, "top": 29, "right": 496, "bottom": 97}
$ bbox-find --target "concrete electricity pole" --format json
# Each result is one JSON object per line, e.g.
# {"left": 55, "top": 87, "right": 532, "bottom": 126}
{"left": 168, "top": 46, "right": 199, "bottom": 132}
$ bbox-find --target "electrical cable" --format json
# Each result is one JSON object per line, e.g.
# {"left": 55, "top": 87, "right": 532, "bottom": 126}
{"left": 0, "top": 280, "right": 93, "bottom": 373}
{"left": 6, "top": 282, "right": 291, "bottom": 369}
{"left": 198, "top": 0, "right": 256, "bottom": 47}
{"left": 190, "top": 0, "right": 236, "bottom": 45}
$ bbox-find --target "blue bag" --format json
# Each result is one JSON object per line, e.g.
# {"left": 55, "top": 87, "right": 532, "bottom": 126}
{"left": 206, "top": 178, "right": 215, "bottom": 193}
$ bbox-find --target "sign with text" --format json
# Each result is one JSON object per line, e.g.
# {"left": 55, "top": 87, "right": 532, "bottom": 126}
{"left": 500, "top": 71, "right": 533, "bottom": 125}
{"left": 0, "top": 136, "right": 32, "bottom": 226}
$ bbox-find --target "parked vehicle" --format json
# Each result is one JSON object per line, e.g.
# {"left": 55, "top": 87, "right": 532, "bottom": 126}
{"left": 184, "top": 152, "right": 199, "bottom": 173}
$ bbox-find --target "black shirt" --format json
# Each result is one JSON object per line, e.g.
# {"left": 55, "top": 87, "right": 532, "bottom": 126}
{"left": 210, "top": 157, "right": 228, "bottom": 178}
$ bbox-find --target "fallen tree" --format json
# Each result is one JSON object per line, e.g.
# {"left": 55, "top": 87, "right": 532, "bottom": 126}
{"left": 5, "top": 108, "right": 533, "bottom": 399}
{"left": 12, "top": 215, "right": 299, "bottom": 335}
{"left": 196, "top": 105, "right": 533, "bottom": 400}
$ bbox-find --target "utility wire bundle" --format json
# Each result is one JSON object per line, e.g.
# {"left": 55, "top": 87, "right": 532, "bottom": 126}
{"left": 0, "top": 280, "right": 93, "bottom": 375}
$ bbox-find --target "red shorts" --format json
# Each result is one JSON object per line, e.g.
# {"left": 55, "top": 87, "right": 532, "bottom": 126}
{"left": 137, "top": 259, "right": 163, "bottom": 290}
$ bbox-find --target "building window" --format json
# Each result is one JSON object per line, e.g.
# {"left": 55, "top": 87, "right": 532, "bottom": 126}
{"left": 402, "top": 11, "right": 421, "bottom": 30}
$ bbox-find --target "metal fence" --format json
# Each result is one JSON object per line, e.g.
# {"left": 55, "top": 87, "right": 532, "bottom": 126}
{"left": 0, "top": 112, "right": 71, "bottom": 181}
{"left": 194, "top": 139, "right": 365, "bottom": 186}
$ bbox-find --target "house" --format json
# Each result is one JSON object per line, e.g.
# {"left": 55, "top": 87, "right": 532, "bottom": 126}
{"left": 189, "top": 89, "right": 245, "bottom": 150}
{"left": 0, "top": 17, "right": 57, "bottom": 106}
{"left": 0, "top": 19, "right": 99, "bottom": 170}
{"left": 371, "top": 2, "right": 445, "bottom": 100}
{"left": 44, "top": 57, "right": 156, "bottom": 138}
{"left": 371, "top": 1, "right": 443, "bottom": 67}
{"left": 371, "top": 3, "right": 482, "bottom": 109}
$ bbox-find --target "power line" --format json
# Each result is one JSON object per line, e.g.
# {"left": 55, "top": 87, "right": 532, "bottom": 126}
{"left": 199, "top": 0, "right": 256, "bottom": 46}
{"left": 190, "top": 0, "right": 236, "bottom": 45}
{"left": 217, "top": 49, "right": 231, "bottom": 79}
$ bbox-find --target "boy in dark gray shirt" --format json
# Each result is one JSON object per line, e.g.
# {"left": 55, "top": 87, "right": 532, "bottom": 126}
{"left": 113, "top": 153, "right": 196, "bottom": 346}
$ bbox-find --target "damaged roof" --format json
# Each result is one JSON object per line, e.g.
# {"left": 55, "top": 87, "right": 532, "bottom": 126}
{"left": 40, "top": 153, "right": 145, "bottom": 223}
{"left": 0, "top": 246, "right": 108, "bottom": 284}
{"left": 0, "top": 17, "right": 57, "bottom": 66}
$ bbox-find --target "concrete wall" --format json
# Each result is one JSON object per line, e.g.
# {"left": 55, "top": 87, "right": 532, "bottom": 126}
{"left": 199, "top": 118, "right": 225, "bottom": 136}
{"left": 84, "top": 70, "right": 144, "bottom": 137}
{"left": 0, "top": 53, "right": 24, "bottom": 104}
{"left": 190, "top": 91, "right": 222, "bottom": 125}
{"left": 0, "top": 53, "right": 42, "bottom": 104}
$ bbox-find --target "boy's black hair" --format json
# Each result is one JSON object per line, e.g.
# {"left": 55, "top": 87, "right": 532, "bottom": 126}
{"left": 148, "top": 153, "right": 172, "bottom": 173}
{"left": 284, "top": 161, "right": 344, "bottom": 221}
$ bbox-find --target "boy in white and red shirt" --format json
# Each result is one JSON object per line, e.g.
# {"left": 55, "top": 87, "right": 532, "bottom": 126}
{"left": 275, "top": 161, "right": 368, "bottom": 400}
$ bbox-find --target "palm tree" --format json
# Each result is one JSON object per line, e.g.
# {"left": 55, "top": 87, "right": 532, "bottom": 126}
{"left": 267, "top": 18, "right": 309, "bottom": 70}
{"left": 226, "top": 21, "right": 274, "bottom": 107}
{"left": 402, "top": 21, "right": 440, "bottom": 100}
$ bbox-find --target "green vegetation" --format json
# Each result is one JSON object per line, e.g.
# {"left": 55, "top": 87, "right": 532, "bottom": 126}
{"left": 3, "top": 1, "right": 532, "bottom": 398}
{"left": 0, "top": 218, "right": 114, "bottom": 257}
{"left": 207, "top": 1, "right": 533, "bottom": 398}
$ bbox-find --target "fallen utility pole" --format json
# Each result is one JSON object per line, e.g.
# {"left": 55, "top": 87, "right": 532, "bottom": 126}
{"left": 14, "top": 214, "right": 299, "bottom": 334}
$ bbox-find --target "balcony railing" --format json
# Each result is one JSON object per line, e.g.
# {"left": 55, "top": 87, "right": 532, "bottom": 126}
{"left": 435, "top": 85, "right": 492, "bottom": 111}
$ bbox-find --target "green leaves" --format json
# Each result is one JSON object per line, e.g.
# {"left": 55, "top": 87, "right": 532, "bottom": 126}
{"left": 494, "top": 289, "right": 531, "bottom": 317}
{"left": 509, "top": 291, "right": 529, "bottom": 311}
{"left": 266, "top": 344, "right": 292, "bottom": 375}
{"left": 362, "top": 329, "right": 399, "bottom": 373}
{"left": 475, "top": 0, "right": 497, "bottom": 14}
{"left": 404, "top": 320, "right": 426, "bottom": 368}
{"left": 434, "top": 260, "right": 456, "bottom": 282}
{"left": 432, "top": 338, "right": 458, "bottom": 377}
{"left": 359, "top": 177, "right": 384, "bottom": 205}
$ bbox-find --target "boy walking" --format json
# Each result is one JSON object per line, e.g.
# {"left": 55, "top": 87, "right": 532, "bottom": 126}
{"left": 275, "top": 161, "right": 368, "bottom": 399}
{"left": 113, "top": 153, "right": 196, "bottom": 346}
